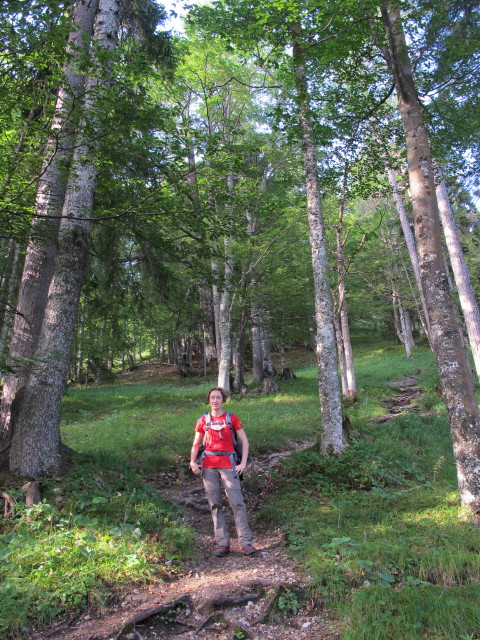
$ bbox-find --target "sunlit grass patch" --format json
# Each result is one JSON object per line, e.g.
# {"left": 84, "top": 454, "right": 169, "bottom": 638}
{"left": 343, "top": 585, "right": 480, "bottom": 640}
{"left": 255, "top": 344, "right": 480, "bottom": 639}
{"left": 0, "top": 455, "right": 194, "bottom": 638}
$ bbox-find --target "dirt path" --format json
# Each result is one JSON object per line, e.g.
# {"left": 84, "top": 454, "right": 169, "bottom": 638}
{"left": 31, "top": 375, "right": 423, "bottom": 640}
{"left": 376, "top": 372, "right": 422, "bottom": 423}
{"left": 32, "top": 444, "right": 340, "bottom": 640}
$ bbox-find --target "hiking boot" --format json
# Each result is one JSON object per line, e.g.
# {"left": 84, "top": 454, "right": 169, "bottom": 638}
{"left": 241, "top": 544, "right": 257, "bottom": 555}
{"left": 215, "top": 546, "right": 230, "bottom": 557}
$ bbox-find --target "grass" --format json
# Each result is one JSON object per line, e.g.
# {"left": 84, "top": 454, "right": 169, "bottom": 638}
{"left": 0, "top": 455, "right": 195, "bottom": 638}
{"left": 1, "top": 335, "right": 479, "bottom": 639}
{"left": 256, "top": 342, "right": 480, "bottom": 640}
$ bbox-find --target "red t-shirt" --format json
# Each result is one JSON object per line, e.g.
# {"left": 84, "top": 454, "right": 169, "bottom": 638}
{"left": 195, "top": 412, "right": 243, "bottom": 468}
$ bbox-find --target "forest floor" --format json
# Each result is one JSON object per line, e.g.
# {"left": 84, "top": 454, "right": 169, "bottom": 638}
{"left": 31, "top": 371, "right": 422, "bottom": 640}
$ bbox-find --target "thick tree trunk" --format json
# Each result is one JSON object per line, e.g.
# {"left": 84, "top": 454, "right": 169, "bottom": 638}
{"left": 292, "top": 27, "right": 345, "bottom": 455}
{"left": 9, "top": 0, "right": 120, "bottom": 477}
{"left": 382, "top": 3, "right": 480, "bottom": 511}
{"left": 387, "top": 166, "right": 432, "bottom": 340}
{"left": 0, "top": 0, "right": 100, "bottom": 466}
{"left": 436, "top": 179, "right": 480, "bottom": 381}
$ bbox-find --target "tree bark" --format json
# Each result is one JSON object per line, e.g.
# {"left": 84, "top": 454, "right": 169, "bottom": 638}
{"left": 436, "top": 178, "right": 480, "bottom": 382}
{"left": 250, "top": 299, "right": 265, "bottom": 383}
{"left": 386, "top": 166, "right": 432, "bottom": 340}
{"left": 9, "top": 0, "right": 121, "bottom": 477}
{"left": 217, "top": 248, "right": 234, "bottom": 392}
{"left": 200, "top": 287, "right": 217, "bottom": 364}
{"left": 261, "top": 320, "right": 275, "bottom": 377}
{"left": 381, "top": 2, "right": 480, "bottom": 511}
{"left": 211, "top": 264, "right": 222, "bottom": 359}
{"left": 0, "top": 0, "right": 100, "bottom": 466}
{"left": 292, "top": 26, "right": 345, "bottom": 455}
{"left": 393, "top": 288, "right": 412, "bottom": 357}
{"left": 334, "top": 311, "right": 349, "bottom": 396}
{"left": 232, "top": 308, "right": 247, "bottom": 394}
{"left": 336, "top": 180, "right": 357, "bottom": 400}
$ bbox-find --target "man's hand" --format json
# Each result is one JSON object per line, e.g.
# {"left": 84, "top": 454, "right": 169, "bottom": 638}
{"left": 190, "top": 461, "right": 202, "bottom": 475}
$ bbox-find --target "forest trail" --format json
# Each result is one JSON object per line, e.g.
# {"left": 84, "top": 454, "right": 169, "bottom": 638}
{"left": 31, "top": 373, "right": 423, "bottom": 640}
{"left": 376, "top": 372, "right": 422, "bottom": 423}
{"left": 32, "top": 441, "right": 340, "bottom": 640}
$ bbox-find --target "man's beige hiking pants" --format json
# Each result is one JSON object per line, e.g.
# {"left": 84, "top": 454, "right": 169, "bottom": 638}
{"left": 202, "top": 467, "right": 253, "bottom": 548}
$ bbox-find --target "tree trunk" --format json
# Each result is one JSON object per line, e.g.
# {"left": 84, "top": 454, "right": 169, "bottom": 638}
{"left": 212, "top": 264, "right": 222, "bottom": 359}
{"left": 9, "top": 0, "right": 120, "bottom": 477}
{"left": 292, "top": 26, "right": 345, "bottom": 455}
{"left": 336, "top": 183, "right": 357, "bottom": 400}
{"left": 200, "top": 286, "right": 217, "bottom": 364}
{"left": 261, "top": 320, "right": 275, "bottom": 377}
{"left": 436, "top": 178, "right": 480, "bottom": 382}
{"left": 0, "top": 0, "right": 100, "bottom": 466}
{"left": 392, "top": 291, "right": 403, "bottom": 344}
{"left": 217, "top": 246, "right": 234, "bottom": 392}
{"left": 250, "top": 300, "right": 265, "bottom": 383}
{"left": 382, "top": 2, "right": 480, "bottom": 512}
{"left": 393, "top": 288, "right": 412, "bottom": 357}
{"left": 334, "top": 311, "right": 349, "bottom": 396}
{"left": 172, "top": 335, "right": 189, "bottom": 378}
{"left": 386, "top": 166, "right": 432, "bottom": 341}
{"left": 232, "top": 309, "right": 247, "bottom": 394}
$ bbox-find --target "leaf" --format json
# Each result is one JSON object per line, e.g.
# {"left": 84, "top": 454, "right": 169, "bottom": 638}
{"left": 376, "top": 571, "right": 395, "bottom": 583}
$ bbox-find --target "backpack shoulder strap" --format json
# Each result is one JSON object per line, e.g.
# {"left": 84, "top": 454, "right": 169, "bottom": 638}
{"left": 204, "top": 412, "right": 211, "bottom": 431}
{"left": 226, "top": 412, "right": 236, "bottom": 441}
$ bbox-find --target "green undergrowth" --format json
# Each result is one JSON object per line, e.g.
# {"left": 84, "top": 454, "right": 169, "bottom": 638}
{"left": 257, "top": 346, "right": 480, "bottom": 640}
{"left": 0, "top": 454, "right": 195, "bottom": 639}
{"left": 2, "top": 338, "right": 479, "bottom": 639}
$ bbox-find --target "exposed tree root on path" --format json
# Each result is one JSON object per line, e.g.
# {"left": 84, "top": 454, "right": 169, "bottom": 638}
{"left": 31, "top": 441, "right": 340, "bottom": 640}
{"left": 375, "top": 372, "right": 423, "bottom": 423}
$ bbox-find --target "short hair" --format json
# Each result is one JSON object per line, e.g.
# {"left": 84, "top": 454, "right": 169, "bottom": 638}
{"left": 207, "top": 387, "right": 227, "bottom": 403}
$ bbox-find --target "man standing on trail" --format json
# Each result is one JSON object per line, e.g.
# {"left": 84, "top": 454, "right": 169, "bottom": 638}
{"left": 190, "top": 387, "right": 257, "bottom": 557}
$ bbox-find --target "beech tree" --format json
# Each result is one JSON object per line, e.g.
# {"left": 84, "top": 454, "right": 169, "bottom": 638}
{"left": 0, "top": 0, "right": 100, "bottom": 465}
{"left": 7, "top": 0, "right": 173, "bottom": 476}
{"left": 436, "top": 177, "right": 480, "bottom": 381}
{"left": 378, "top": 1, "right": 480, "bottom": 512}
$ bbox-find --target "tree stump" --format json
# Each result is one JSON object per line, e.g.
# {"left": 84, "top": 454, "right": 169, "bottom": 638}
{"left": 22, "top": 481, "right": 41, "bottom": 506}
{"left": 279, "top": 368, "right": 296, "bottom": 380}
{"left": 262, "top": 376, "right": 279, "bottom": 395}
